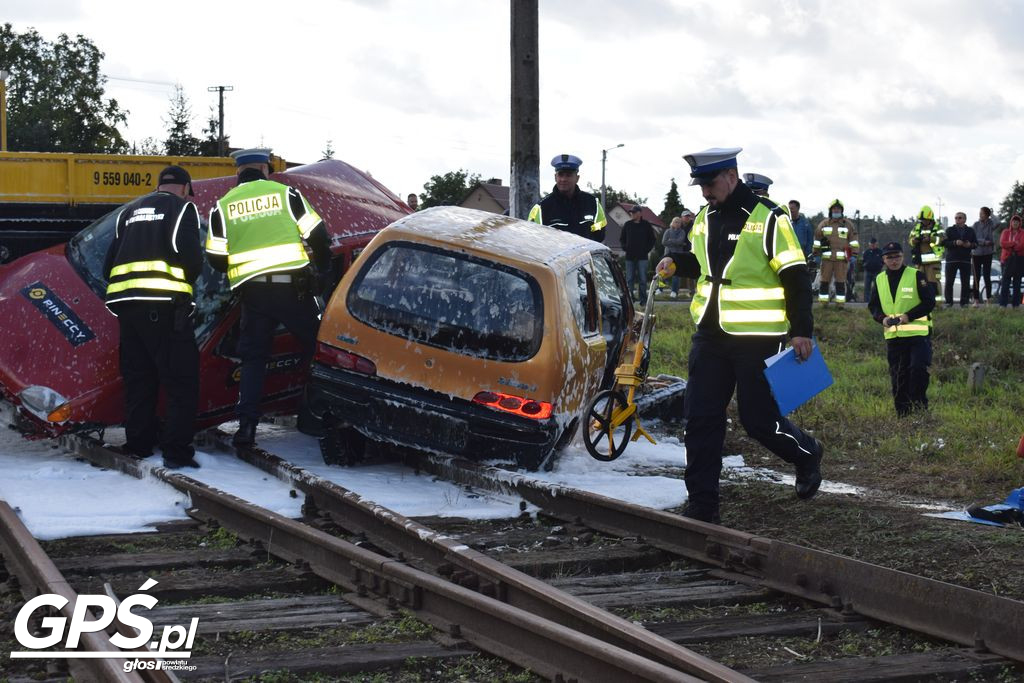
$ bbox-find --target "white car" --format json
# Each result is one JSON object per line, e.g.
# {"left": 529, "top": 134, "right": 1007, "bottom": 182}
{"left": 946, "top": 258, "right": 1002, "bottom": 303}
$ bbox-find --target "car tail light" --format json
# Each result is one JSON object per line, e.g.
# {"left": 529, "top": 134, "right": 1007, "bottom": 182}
{"left": 473, "top": 390, "right": 552, "bottom": 420}
{"left": 315, "top": 342, "right": 376, "bottom": 375}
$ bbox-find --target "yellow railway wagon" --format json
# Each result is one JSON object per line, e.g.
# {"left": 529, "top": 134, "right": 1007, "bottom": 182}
{"left": 0, "top": 151, "right": 286, "bottom": 262}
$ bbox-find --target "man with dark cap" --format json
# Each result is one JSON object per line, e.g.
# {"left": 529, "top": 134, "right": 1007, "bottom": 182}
{"left": 655, "top": 147, "right": 822, "bottom": 524}
{"left": 867, "top": 242, "right": 935, "bottom": 416}
{"left": 104, "top": 165, "right": 203, "bottom": 469}
{"left": 861, "top": 237, "right": 884, "bottom": 305}
{"left": 528, "top": 154, "right": 607, "bottom": 242}
{"left": 620, "top": 204, "right": 657, "bottom": 302}
{"left": 206, "top": 148, "right": 332, "bottom": 447}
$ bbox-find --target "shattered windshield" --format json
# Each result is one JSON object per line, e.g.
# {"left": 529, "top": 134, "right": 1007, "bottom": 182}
{"left": 66, "top": 209, "right": 232, "bottom": 342}
{"left": 347, "top": 241, "right": 543, "bottom": 361}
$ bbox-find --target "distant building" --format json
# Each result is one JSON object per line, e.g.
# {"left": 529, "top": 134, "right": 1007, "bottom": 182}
{"left": 460, "top": 178, "right": 509, "bottom": 214}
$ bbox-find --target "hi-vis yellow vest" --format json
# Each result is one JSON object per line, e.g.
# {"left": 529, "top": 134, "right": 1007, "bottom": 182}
{"left": 690, "top": 202, "right": 805, "bottom": 335}
{"left": 206, "top": 180, "right": 320, "bottom": 289}
{"left": 876, "top": 267, "right": 932, "bottom": 339}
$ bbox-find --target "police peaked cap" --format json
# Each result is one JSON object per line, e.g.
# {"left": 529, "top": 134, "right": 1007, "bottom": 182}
{"left": 743, "top": 173, "right": 773, "bottom": 191}
{"left": 551, "top": 154, "right": 583, "bottom": 171}
{"left": 231, "top": 148, "right": 273, "bottom": 166}
{"left": 684, "top": 147, "right": 742, "bottom": 185}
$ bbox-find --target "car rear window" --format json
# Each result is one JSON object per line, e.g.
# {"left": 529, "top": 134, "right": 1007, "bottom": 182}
{"left": 347, "top": 242, "right": 543, "bottom": 361}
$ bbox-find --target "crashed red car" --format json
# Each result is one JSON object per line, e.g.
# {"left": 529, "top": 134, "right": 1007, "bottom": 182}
{"left": 0, "top": 160, "right": 408, "bottom": 437}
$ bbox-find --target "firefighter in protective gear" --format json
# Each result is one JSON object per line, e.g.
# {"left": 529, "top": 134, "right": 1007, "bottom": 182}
{"left": 104, "top": 165, "right": 203, "bottom": 469}
{"left": 657, "top": 147, "right": 823, "bottom": 524}
{"left": 866, "top": 241, "right": 935, "bottom": 416}
{"left": 814, "top": 199, "right": 859, "bottom": 304}
{"left": 206, "top": 149, "right": 331, "bottom": 447}
{"left": 908, "top": 205, "right": 943, "bottom": 296}
{"left": 528, "top": 154, "right": 607, "bottom": 242}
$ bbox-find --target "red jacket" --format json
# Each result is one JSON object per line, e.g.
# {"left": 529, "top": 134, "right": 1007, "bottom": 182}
{"left": 1000, "top": 217, "right": 1024, "bottom": 261}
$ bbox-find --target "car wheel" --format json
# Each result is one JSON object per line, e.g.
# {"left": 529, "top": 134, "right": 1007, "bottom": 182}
{"left": 319, "top": 416, "right": 366, "bottom": 466}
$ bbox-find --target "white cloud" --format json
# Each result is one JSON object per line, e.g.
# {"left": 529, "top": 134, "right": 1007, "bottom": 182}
{"left": 2, "top": 0, "right": 1022, "bottom": 219}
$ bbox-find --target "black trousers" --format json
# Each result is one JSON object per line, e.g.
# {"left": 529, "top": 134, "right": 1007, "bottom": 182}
{"left": 236, "top": 282, "right": 320, "bottom": 421}
{"left": 971, "top": 254, "right": 993, "bottom": 301}
{"left": 863, "top": 270, "right": 881, "bottom": 305}
{"left": 683, "top": 331, "right": 819, "bottom": 515}
{"left": 887, "top": 335, "right": 931, "bottom": 417}
{"left": 117, "top": 303, "right": 199, "bottom": 460}
{"left": 944, "top": 261, "right": 971, "bottom": 306}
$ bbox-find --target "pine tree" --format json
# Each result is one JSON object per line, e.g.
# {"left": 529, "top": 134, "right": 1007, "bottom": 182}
{"left": 659, "top": 178, "right": 684, "bottom": 225}
{"left": 198, "top": 108, "right": 225, "bottom": 157}
{"left": 321, "top": 139, "right": 335, "bottom": 160}
{"left": 999, "top": 181, "right": 1024, "bottom": 221}
{"left": 163, "top": 85, "right": 202, "bottom": 156}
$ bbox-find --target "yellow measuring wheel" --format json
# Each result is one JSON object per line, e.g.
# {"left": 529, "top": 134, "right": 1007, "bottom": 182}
{"left": 583, "top": 275, "right": 663, "bottom": 461}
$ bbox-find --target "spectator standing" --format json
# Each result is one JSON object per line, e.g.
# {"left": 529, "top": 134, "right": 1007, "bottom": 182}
{"left": 621, "top": 205, "right": 657, "bottom": 302}
{"left": 407, "top": 193, "right": 419, "bottom": 211}
{"left": 941, "top": 212, "right": 977, "bottom": 307}
{"left": 867, "top": 242, "right": 936, "bottom": 417}
{"left": 788, "top": 200, "right": 815, "bottom": 260}
{"left": 999, "top": 215, "right": 1024, "bottom": 308}
{"left": 662, "top": 211, "right": 694, "bottom": 298}
{"left": 861, "top": 238, "right": 884, "bottom": 304}
{"left": 971, "top": 206, "right": 998, "bottom": 303}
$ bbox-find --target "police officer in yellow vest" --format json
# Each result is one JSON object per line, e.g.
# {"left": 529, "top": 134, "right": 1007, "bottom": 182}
{"left": 814, "top": 199, "right": 859, "bottom": 304}
{"left": 104, "top": 165, "right": 203, "bottom": 469}
{"left": 908, "top": 205, "right": 943, "bottom": 296}
{"left": 656, "top": 147, "right": 823, "bottom": 524}
{"left": 206, "top": 149, "right": 331, "bottom": 447}
{"left": 867, "top": 241, "right": 935, "bottom": 416}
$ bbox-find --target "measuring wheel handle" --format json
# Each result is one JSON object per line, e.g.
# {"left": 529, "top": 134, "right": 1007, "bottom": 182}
{"left": 583, "top": 389, "right": 634, "bottom": 461}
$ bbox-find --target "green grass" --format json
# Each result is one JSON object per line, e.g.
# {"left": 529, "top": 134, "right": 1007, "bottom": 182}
{"left": 649, "top": 303, "right": 1024, "bottom": 502}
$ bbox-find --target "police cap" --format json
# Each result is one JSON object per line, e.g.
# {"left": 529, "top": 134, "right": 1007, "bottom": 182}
{"left": 743, "top": 172, "right": 773, "bottom": 191}
{"left": 684, "top": 147, "right": 742, "bottom": 185}
{"left": 230, "top": 148, "right": 273, "bottom": 166}
{"left": 551, "top": 154, "right": 582, "bottom": 172}
{"left": 882, "top": 241, "right": 903, "bottom": 255}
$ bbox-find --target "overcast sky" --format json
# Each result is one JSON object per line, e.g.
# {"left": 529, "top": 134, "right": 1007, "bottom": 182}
{"left": 5, "top": 0, "right": 1024, "bottom": 222}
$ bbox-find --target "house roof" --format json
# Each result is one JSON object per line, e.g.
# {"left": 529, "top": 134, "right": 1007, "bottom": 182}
{"left": 462, "top": 181, "right": 509, "bottom": 211}
{"left": 619, "top": 202, "right": 666, "bottom": 229}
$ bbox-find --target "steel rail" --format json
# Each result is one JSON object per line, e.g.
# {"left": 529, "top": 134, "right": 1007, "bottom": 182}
{"left": 211, "top": 433, "right": 750, "bottom": 683}
{"left": 62, "top": 434, "right": 715, "bottom": 683}
{"left": 417, "top": 453, "right": 1024, "bottom": 664}
{"left": 0, "top": 501, "right": 149, "bottom": 683}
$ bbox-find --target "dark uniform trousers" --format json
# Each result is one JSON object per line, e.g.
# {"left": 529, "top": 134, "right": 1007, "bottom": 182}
{"left": 118, "top": 303, "right": 199, "bottom": 460}
{"left": 887, "top": 336, "right": 931, "bottom": 416}
{"left": 236, "top": 281, "right": 320, "bottom": 421}
{"left": 684, "top": 331, "right": 819, "bottom": 515}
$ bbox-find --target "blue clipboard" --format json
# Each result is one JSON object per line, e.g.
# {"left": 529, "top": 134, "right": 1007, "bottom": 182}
{"left": 763, "top": 341, "right": 833, "bottom": 415}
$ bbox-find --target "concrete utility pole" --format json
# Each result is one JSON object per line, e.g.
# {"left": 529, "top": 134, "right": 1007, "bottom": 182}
{"left": 0, "top": 69, "right": 9, "bottom": 152}
{"left": 510, "top": 0, "right": 539, "bottom": 220}
{"left": 207, "top": 85, "right": 234, "bottom": 157}
{"left": 601, "top": 143, "right": 624, "bottom": 211}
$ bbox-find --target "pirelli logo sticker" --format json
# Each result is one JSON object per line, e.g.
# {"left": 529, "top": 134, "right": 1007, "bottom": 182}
{"left": 226, "top": 193, "right": 283, "bottom": 221}
{"left": 21, "top": 282, "right": 95, "bottom": 346}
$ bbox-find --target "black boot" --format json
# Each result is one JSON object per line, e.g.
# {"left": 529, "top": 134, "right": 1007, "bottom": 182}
{"left": 233, "top": 418, "right": 258, "bottom": 447}
{"left": 795, "top": 439, "right": 824, "bottom": 500}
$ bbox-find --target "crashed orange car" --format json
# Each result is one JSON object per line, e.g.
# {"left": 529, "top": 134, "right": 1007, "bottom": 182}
{"left": 306, "top": 206, "right": 642, "bottom": 470}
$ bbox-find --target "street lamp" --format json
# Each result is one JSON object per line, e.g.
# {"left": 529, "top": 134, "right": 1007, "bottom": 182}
{"left": 600, "top": 143, "right": 624, "bottom": 210}
{"left": 0, "top": 68, "right": 9, "bottom": 152}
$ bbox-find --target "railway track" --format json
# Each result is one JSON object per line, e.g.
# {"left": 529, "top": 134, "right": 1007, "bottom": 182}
{"left": 0, "top": 431, "right": 1021, "bottom": 681}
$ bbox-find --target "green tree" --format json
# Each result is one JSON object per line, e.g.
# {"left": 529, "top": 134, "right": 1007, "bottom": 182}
{"left": 197, "top": 108, "right": 226, "bottom": 157}
{"left": 999, "top": 181, "right": 1024, "bottom": 222}
{"left": 419, "top": 169, "right": 481, "bottom": 208}
{"left": 321, "top": 139, "right": 335, "bottom": 160}
{"left": 590, "top": 184, "right": 647, "bottom": 210}
{"left": 0, "top": 23, "right": 128, "bottom": 153}
{"left": 163, "top": 84, "right": 202, "bottom": 156}
{"left": 659, "top": 178, "right": 685, "bottom": 225}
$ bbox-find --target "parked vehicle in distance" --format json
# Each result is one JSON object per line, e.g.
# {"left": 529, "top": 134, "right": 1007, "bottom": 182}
{"left": 0, "top": 159, "right": 408, "bottom": 438}
{"left": 946, "top": 258, "right": 1001, "bottom": 304}
{"left": 307, "top": 206, "right": 638, "bottom": 470}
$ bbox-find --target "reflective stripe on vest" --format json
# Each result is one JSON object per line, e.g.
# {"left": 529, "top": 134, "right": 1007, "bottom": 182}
{"left": 876, "top": 267, "right": 931, "bottom": 339}
{"left": 105, "top": 259, "right": 192, "bottom": 299}
{"left": 226, "top": 242, "right": 308, "bottom": 283}
{"left": 689, "top": 203, "right": 801, "bottom": 335}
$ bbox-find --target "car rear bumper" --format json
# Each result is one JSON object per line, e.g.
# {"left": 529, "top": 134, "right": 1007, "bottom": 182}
{"left": 307, "top": 363, "right": 559, "bottom": 469}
